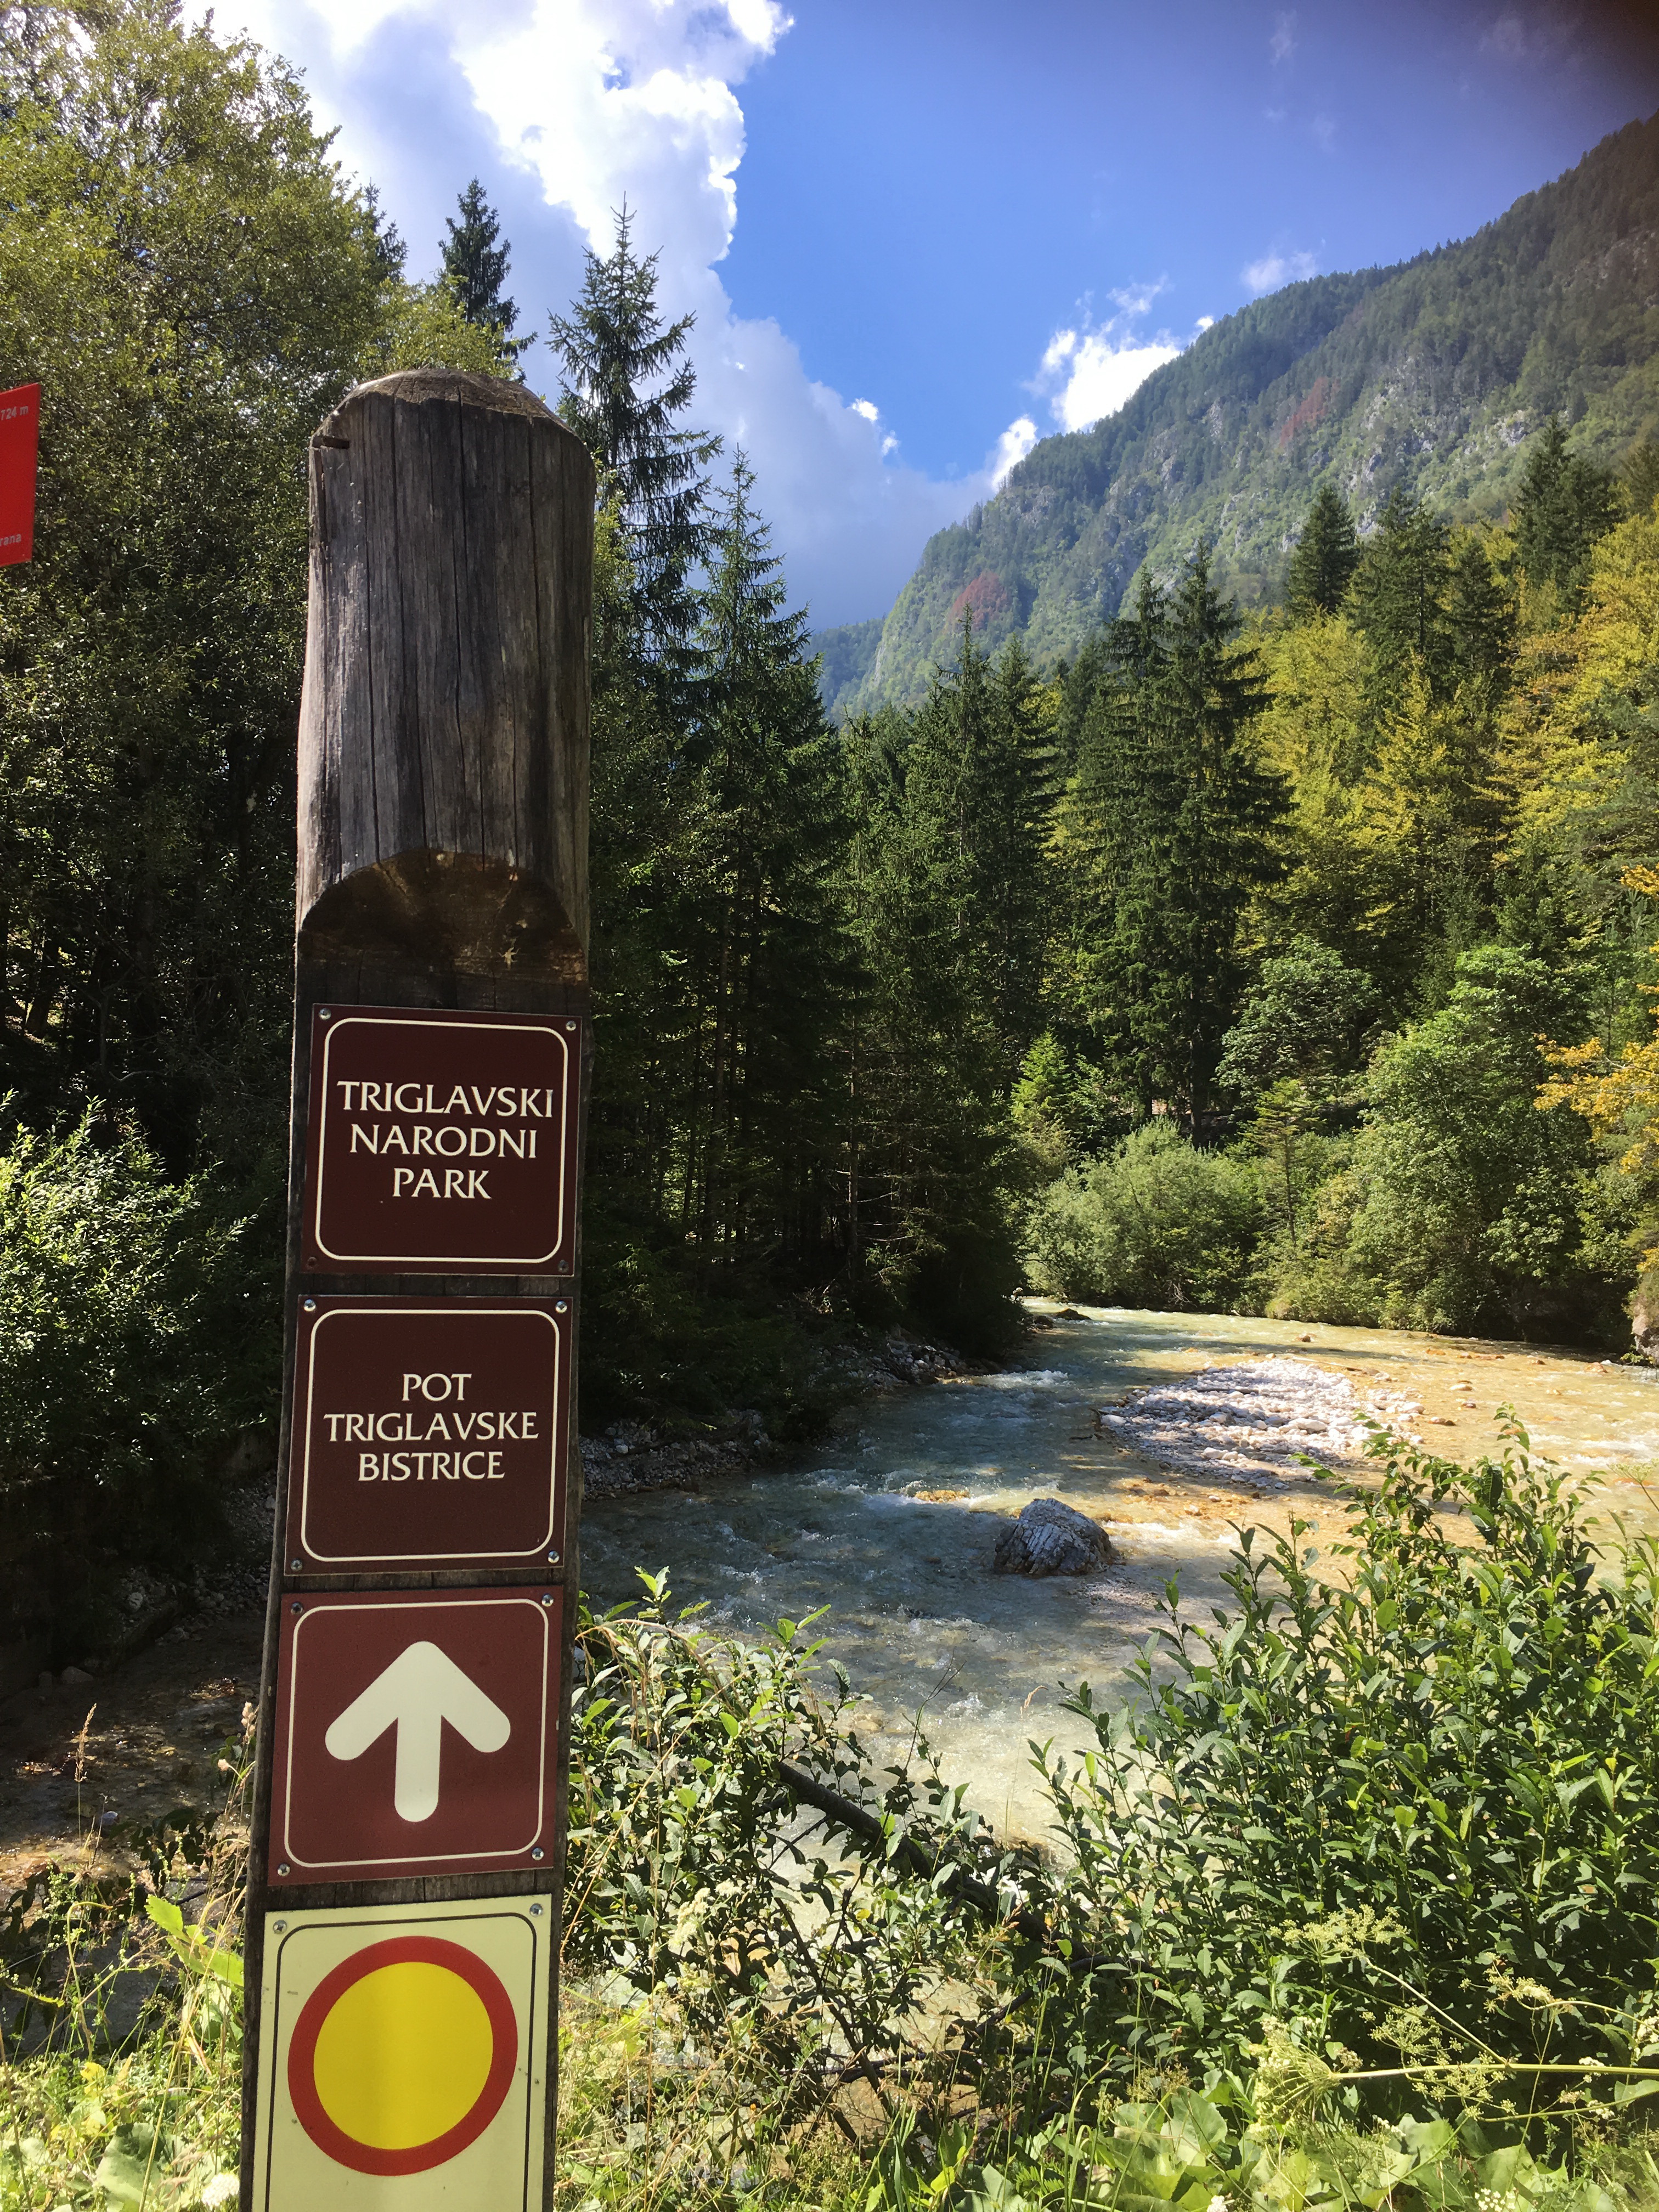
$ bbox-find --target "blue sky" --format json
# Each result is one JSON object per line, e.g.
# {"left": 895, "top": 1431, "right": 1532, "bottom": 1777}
{"left": 207, "top": 0, "right": 1659, "bottom": 627}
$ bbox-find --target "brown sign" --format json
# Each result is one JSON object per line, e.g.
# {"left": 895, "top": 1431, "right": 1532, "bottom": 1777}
{"left": 269, "top": 1588, "right": 561, "bottom": 1884}
{"left": 284, "top": 1299, "right": 569, "bottom": 1573}
{"left": 302, "top": 1006, "right": 580, "bottom": 1274}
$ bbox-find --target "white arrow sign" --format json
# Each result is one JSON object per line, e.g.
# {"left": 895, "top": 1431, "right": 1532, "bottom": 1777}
{"left": 324, "top": 1640, "right": 511, "bottom": 1821}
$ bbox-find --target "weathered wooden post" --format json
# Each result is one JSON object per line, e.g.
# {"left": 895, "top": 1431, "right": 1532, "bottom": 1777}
{"left": 241, "top": 368, "right": 594, "bottom": 2211}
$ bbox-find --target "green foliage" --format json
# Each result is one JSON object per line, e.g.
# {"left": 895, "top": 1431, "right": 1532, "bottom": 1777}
{"left": 1217, "top": 941, "right": 1376, "bottom": 1102}
{"left": 866, "top": 2085, "right": 1624, "bottom": 2212}
{"left": 566, "top": 1574, "right": 1014, "bottom": 2107}
{"left": 1623, "top": 437, "right": 1659, "bottom": 519}
{"left": 836, "top": 626, "right": 1053, "bottom": 1351}
{"left": 1062, "top": 555, "right": 1285, "bottom": 1120}
{"left": 0, "top": 1723, "right": 251, "bottom": 2207}
{"left": 550, "top": 202, "right": 723, "bottom": 663}
{"left": 1288, "top": 485, "right": 1361, "bottom": 622}
{"left": 0, "top": 1114, "right": 273, "bottom": 1644}
{"left": 1353, "top": 489, "right": 1454, "bottom": 715}
{"left": 1514, "top": 418, "right": 1624, "bottom": 617}
{"left": 441, "top": 176, "right": 523, "bottom": 354}
{"left": 1039, "top": 1426, "right": 1659, "bottom": 2103}
{"left": 1024, "top": 1122, "right": 1262, "bottom": 1311}
{"left": 0, "top": 0, "right": 510, "bottom": 1180}
{"left": 1342, "top": 949, "right": 1618, "bottom": 1338}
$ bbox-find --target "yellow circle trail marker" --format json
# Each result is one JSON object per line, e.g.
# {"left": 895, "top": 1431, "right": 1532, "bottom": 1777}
{"left": 251, "top": 1899, "right": 548, "bottom": 2210}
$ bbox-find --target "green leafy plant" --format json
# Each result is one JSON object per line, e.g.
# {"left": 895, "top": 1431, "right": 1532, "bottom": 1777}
{"left": 1036, "top": 1422, "right": 1659, "bottom": 2105}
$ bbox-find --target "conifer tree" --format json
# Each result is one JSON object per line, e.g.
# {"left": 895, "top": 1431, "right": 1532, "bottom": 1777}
{"left": 1623, "top": 435, "right": 1659, "bottom": 519}
{"left": 548, "top": 205, "right": 721, "bottom": 660}
{"left": 685, "top": 453, "right": 850, "bottom": 1257}
{"left": 1511, "top": 416, "right": 1622, "bottom": 614}
{"left": 1352, "top": 485, "right": 1452, "bottom": 715}
{"left": 1069, "top": 549, "right": 1284, "bottom": 1122}
{"left": 1287, "top": 483, "right": 1361, "bottom": 618}
{"left": 1444, "top": 531, "right": 1517, "bottom": 698}
{"left": 440, "top": 179, "right": 521, "bottom": 352}
{"left": 839, "top": 634, "right": 1025, "bottom": 1346}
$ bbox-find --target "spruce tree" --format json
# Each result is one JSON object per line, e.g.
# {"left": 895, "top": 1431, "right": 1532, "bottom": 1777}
{"left": 548, "top": 204, "right": 721, "bottom": 661}
{"left": 1069, "top": 549, "right": 1284, "bottom": 1122}
{"left": 1444, "top": 531, "right": 1517, "bottom": 697}
{"left": 902, "top": 621, "right": 1057, "bottom": 1075}
{"left": 1287, "top": 483, "right": 1360, "bottom": 619}
{"left": 841, "top": 634, "right": 1025, "bottom": 1346}
{"left": 1352, "top": 485, "right": 1452, "bottom": 715}
{"left": 686, "top": 453, "right": 850, "bottom": 1258}
{"left": 1623, "top": 435, "right": 1659, "bottom": 519}
{"left": 1511, "top": 416, "right": 1622, "bottom": 614}
{"left": 441, "top": 179, "right": 521, "bottom": 351}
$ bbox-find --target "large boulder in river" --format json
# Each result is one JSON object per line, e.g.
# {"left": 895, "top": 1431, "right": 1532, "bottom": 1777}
{"left": 993, "top": 1498, "right": 1114, "bottom": 1577}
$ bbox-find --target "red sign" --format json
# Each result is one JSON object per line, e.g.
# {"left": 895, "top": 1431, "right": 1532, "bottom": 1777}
{"left": 268, "top": 1589, "right": 561, "bottom": 1884}
{"left": 0, "top": 385, "right": 39, "bottom": 567}
{"left": 302, "top": 1006, "right": 580, "bottom": 1274}
{"left": 284, "top": 1298, "right": 569, "bottom": 1572}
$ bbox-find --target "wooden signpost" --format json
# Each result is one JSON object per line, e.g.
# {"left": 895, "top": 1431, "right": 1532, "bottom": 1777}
{"left": 242, "top": 368, "right": 594, "bottom": 2211}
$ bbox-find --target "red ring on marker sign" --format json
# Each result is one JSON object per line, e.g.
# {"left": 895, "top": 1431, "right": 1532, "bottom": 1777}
{"left": 287, "top": 1936, "right": 518, "bottom": 2174}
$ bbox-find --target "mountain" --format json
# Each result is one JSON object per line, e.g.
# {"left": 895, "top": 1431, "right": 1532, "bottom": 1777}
{"left": 810, "top": 615, "right": 882, "bottom": 721}
{"left": 826, "top": 111, "right": 1659, "bottom": 714}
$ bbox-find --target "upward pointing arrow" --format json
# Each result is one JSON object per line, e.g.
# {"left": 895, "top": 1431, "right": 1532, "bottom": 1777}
{"left": 324, "top": 1641, "right": 511, "bottom": 1822}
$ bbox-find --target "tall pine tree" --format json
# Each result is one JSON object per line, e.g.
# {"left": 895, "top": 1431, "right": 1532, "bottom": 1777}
{"left": 1352, "top": 484, "right": 1453, "bottom": 717}
{"left": 1512, "top": 416, "right": 1623, "bottom": 614}
{"left": 440, "top": 180, "right": 522, "bottom": 354}
{"left": 548, "top": 204, "right": 720, "bottom": 664}
{"left": 1287, "top": 483, "right": 1360, "bottom": 618}
{"left": 1069, "top": 550, "right": 1284, "bottom": 1122}
{"left": 684, "top": 453, "right": 851, "bottom": 1265}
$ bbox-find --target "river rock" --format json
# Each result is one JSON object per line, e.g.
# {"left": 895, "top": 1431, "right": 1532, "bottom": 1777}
{"left": 993, "top": 1498, "right": 1114, "bottom": 1577}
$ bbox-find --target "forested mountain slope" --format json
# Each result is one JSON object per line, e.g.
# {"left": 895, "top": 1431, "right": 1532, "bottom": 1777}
{"left": 833, "top": 111, "right": 1659, "bottom": 712}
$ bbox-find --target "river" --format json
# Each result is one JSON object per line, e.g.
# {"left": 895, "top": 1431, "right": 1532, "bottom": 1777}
{"left": 580, "top": 1303, "right": 1659, "bottom": 1842}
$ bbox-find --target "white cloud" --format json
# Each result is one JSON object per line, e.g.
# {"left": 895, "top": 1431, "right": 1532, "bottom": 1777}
{"left": 189, "top": 0, "right": 1002, "bottom": 626}
{"left": 1242, "top": 248, "right": 1319, "bottom": 294}
{"left": 1269, "top": 10, "right": 1297, "bottom": 64}
{"left": 1040, "top": 331, "right": 1182, "bottom": 433}
{"left": 1025, "top": 285, "right": 1191, "bottom": 437}
{"left": 989, "top": 416, "right": 1038, "bottom": 486}
{"left": 1310, "top": 110, "right": 1336, "bottom": 151}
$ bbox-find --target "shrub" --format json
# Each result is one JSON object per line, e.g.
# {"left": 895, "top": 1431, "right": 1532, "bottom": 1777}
{"left": 0, "top": 1115, "right": 275, "bottom": 1650}
{"left": 1024, "top": 1121, "right": 1263, "bottom": 1309}
{"left": 1037, "top": 1425, "right": 1659, "bottom": 2098}
{"left": 1344, "top": 949, "right": 1622, "bottom": 1339}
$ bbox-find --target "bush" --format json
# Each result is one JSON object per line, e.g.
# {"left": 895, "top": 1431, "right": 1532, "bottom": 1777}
{"left": 1024, "top": 1121, "right": 1263, "bottom": 1309}
{"left": 1038, "top": 1425, "right": 1659, "bottom": 2099}
{"left": 1344, "top": 949, "right": 1622, "bottom": 1339}
{"left": 0, "top": 1115, "right": 275, "bottom": 1650}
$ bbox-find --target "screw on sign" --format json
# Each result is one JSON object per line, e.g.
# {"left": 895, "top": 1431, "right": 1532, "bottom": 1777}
{"left": 252, "top": 1899, "right": 550, "bottom": 2210}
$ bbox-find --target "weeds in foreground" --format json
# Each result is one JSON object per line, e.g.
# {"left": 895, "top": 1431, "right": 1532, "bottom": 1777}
{"left": 0, "top": 1706, "right": 250, "bottom": 2208}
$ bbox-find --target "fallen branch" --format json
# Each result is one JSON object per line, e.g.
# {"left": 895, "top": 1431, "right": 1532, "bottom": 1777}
{"left": 775, "top": 1759, "right": 1046, "bottom": 1940}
